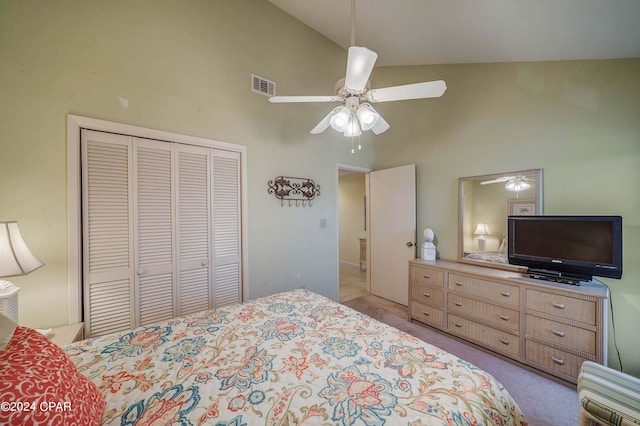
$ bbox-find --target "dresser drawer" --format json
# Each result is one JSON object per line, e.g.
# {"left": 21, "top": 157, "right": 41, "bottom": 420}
{"left": 526, "top": 340, "right": 588, "bottom": 381}
{"left": 411, "top": 302, "right": 444, "bottom": 328}
{"left": 526, "top": 289, "right": 596, "bottom": 325}
{"left": 411, "top": 265, "right": 445, "bottom": 287}
{"left": 526, "top": 315, "right": 596, "bottom": 355}
{"left": 411, "top": 284, "right": 445, "bottom": 308}
{"left": 448, "top": 314, "right": 520, "bottom": 357}
{"left": 448, "top": 274, "right": 520, "bottom": 307}
{"left": 448, "top": 294, "right": 519, "bottom": 331}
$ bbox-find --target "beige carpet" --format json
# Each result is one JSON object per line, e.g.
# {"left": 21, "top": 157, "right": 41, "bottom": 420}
{"left": 343, "top": 293, "right": 580, "bottom": 426}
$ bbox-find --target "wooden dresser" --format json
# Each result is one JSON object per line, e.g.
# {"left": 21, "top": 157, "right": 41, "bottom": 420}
{"left": 409, "top": 259, "right": 609, "bottom": 383}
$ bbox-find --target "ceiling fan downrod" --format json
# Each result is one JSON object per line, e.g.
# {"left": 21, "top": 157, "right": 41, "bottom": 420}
{"left": 350, "top": 0, "right": 356, "bottom": 47}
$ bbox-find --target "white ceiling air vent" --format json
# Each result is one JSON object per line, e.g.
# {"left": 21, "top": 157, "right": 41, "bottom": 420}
{"left": 251, "top": 74, "right": 276, "bottom": 97}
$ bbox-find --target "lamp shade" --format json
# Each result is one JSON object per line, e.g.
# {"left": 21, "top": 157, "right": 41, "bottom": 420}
{"left": 329, "top": 107, "right": 350, "bottom": 132}
{"left": 356, "top": 104, "right": 380, "bottom": 130}
{"left": 473, "top": 222, "right": 490, "bottom": 236}
{"left": 0, "top": 221, "right": 43, "bottom": 278}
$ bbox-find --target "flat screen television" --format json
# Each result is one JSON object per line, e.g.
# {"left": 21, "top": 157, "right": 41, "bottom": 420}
{"left": 507, "top": 215, "right": 622, "bottom": 284}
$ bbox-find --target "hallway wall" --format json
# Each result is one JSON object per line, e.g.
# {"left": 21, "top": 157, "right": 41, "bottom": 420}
{"left": 338, "top": 172, "right": 366, "bottom": 264}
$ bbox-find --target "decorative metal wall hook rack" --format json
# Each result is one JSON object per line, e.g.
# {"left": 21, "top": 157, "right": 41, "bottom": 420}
{"left": 267, "top": 176, "right": 320, "bottom": 207}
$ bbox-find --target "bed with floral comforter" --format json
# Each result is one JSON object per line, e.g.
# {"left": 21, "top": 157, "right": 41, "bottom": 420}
{"left": 65, "top": 289, "right": 527, "bottom": 425}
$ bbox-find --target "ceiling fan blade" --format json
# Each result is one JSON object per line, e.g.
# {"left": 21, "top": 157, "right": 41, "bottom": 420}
{"left": 481, "top": 176, "right": 516, "bottom": 185}
{"left": 269, "top": 95, "right": 340, "bottom": 103}
{"left": 370, "top": 114, "right": 390, "bottom": 135}
{"left": 310, "top": 107, "right": 343, "bottom": 134}
{"left": 367, "top": 80, "right": 447, "bottom": 103}
{"left": 344, "top": 46, "right": 378, "bottom": 93}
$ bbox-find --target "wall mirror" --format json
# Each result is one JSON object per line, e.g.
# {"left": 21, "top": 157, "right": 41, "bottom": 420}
{"left": 458, "top": 169, "right": 543, "bottom": 271}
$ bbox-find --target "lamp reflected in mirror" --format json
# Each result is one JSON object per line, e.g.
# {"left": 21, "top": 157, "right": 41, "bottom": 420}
{"left": 474, "top": 222, "right": 490, "bottom": 251}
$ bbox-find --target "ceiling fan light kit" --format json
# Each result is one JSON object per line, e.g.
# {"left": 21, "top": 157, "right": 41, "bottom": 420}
{"left": 481, "top": 175, "right": 533, "bottom": 198}
{"left": 268, "top": 1, "right": 446, "bottom": 143}
{"left": 504, "top": 177, "right": 531, "bottom": 192}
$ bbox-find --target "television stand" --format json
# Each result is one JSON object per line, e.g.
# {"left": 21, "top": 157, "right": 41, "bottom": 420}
{"left": 527, "top": 268, "right": 591, "bottom": 285}
{"left": 409, "top": 259, "right": 609, "bottom": 384}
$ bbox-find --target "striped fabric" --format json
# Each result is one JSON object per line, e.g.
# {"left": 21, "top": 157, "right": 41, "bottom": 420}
{"left": 578, "top": 361, "right": 640, "bottom": 426}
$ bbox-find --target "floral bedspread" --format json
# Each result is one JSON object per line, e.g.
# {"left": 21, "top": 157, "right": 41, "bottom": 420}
{"left": 66, "top": 290, "right": 527, "bottom": 425}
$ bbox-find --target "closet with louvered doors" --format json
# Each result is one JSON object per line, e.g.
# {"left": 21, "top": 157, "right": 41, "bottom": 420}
{"left": 81, "top": 129, "right": 241, "bottom": 338}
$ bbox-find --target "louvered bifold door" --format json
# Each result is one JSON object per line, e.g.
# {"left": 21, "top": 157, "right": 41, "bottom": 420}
{"left": 211, "top": 149, "right": 242, "bottom": 307}
{"left": 176, "top": 145, "right": 211, "bottom": 316}
{"left": 81, "top": 130, "right": 135, "bottom": 338}
{"left": 133, "top": 138, "right": 176, "bottom": 326}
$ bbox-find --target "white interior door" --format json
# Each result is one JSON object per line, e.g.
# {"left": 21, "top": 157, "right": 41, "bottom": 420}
{"left": 81, "top": 130, "right": 135, "bottom": 337}
{"left": 81, "top": 129, "right": 243, "bottom": 337}
{"left": 133, "top": 138, "right": 176, "bottom": 326}
{"left": 369, "top": 164, "right": 416, "bottom": 306}
{"left": 211, "top": 149, "right": 242, "bottom": 307}
{"left": 175, "top": 144, "right": 211, "bottom": 316}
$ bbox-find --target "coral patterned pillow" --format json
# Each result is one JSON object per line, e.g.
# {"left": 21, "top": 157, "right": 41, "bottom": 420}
{"left": 0, "top": 326, "right": 105, "bottom": 425}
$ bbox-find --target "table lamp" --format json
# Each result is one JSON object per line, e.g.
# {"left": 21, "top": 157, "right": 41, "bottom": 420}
{"left": 474, "top": 222, "right": 490, "bottom": 252}
{"left": 0, "top": 221, "right": 44, "bottom": 323}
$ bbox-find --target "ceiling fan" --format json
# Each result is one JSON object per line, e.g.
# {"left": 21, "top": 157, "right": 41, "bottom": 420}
{"left": 481, "top": 175, "right": 534, "bottom": 193}
{"left": 268, "top": 0, "right": 446, "bottom": 138}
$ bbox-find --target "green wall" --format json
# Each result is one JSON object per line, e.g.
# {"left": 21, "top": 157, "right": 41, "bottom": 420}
{"left": 0, "top": 0, "right": 373, "bottom": 328}
{"left": 371, "top": 59, "right": 640, "bottom": 375}
{"left": 2, "top": 0, "right": 638, "bottom": 377}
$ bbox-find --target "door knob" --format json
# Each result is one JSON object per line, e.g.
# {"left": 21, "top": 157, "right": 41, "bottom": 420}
{"left": 406, "top": 242, "right": 414, "bottom": 247}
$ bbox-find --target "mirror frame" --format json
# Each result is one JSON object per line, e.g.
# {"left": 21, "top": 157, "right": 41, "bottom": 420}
{"left": 458, "top": 168, "right": 543, "bottom": 272}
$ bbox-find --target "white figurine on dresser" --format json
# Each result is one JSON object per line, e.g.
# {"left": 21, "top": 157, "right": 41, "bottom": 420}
{"left": 422, "top": 228, "right": 436, "bottom": 260}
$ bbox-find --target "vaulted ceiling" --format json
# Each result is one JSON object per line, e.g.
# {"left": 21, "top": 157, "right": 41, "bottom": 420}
{"left": 268, "top": 0, "right": 640, "bottom": 66}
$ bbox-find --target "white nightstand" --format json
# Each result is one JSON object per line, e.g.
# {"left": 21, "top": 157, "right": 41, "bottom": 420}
{"left": 49, "top": 323, "right": 84, "bottom": 346}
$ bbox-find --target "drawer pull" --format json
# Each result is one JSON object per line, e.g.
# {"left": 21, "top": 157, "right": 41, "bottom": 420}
{"left": 424, "top": 274, "right": 431, "bottom": 279}
{"left": 551, "top": 356, "right": 565, "bottom": 366}
{"left": 499, "top": 338, "right": 510, "bottom": 345}
{"left": 499, "top": 315, "right": 510, "bottom": 321}
{"left": 552, "top": 329, "right": 565, "bottom": 337}
{"left": 552, "top": 303, "right": 565, "bottom": 310}
{"left": 454, "top": 302, "right": 463, "bottom": 307}
{"left": 423, "top": 311, "right": 430, "bottom": 316}
{"left": 455, "top": 281, "right": 464, "bottom": 286}
{"left": 454, "top": 322, "right": 463, "bottom": 328}
{"left": 423, "top": 293, "right": 431, "bottom": 298}
{"left": 500, "top": 291, "right": 511, "bottom": 297}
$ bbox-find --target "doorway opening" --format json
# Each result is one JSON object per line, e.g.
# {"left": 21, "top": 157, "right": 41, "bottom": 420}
{"left": 337, "top": 166, "right": 369, "bottom": 302}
